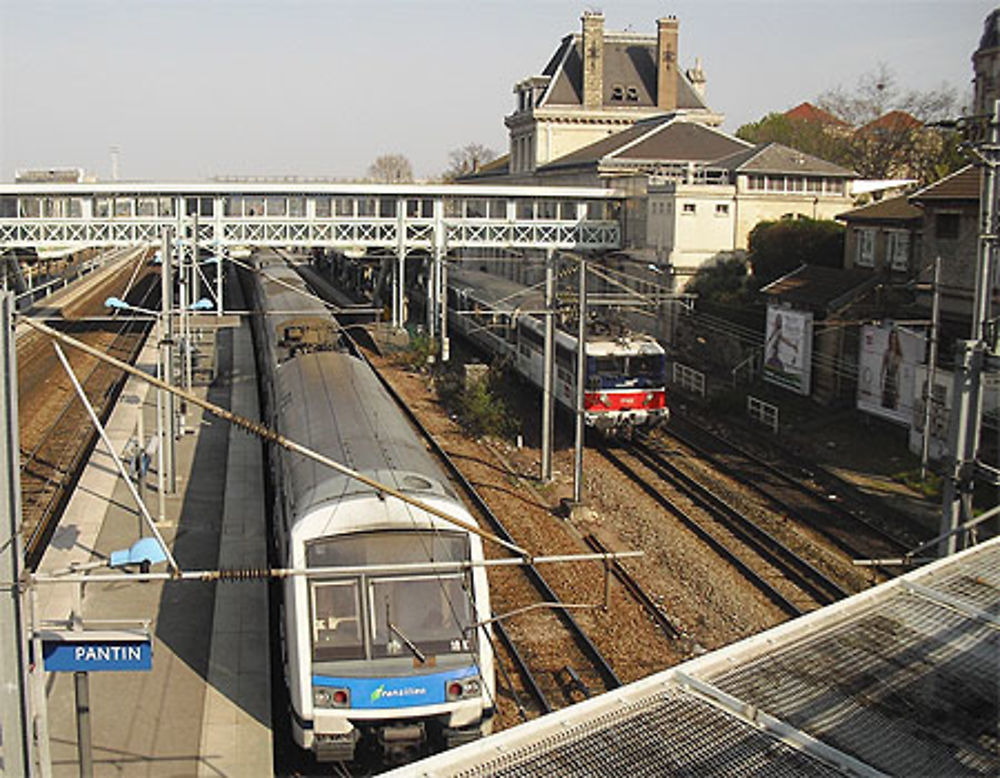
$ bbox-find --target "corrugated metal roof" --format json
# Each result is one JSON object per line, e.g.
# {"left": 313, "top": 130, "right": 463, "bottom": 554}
{"left": 392, "top": 538, "right": 1000, "bottom": 778}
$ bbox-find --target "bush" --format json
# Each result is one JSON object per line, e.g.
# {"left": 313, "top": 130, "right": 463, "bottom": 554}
{"left": 457, "top": 372, "right": 518, "bottom": 439}
{"left": 401, "top": 332, "right": 437, "bottom": 371}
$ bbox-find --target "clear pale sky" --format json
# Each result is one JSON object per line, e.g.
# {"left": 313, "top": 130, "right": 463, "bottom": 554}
{"left": 0, "top": 0, "right": 993, "bottom": 182}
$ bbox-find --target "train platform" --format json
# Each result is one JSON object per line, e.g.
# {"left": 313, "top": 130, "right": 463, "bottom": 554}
{"left": 392, "top": 536, "right": 1000, "bottom": 777}
{"left": 31, "top": 288, "right": 272, "bottom": 777}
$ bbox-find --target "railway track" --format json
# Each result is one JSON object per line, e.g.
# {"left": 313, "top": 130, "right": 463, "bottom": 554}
{"left": 18, "top": 251, "right": 157, "bottom": 569}
{"left": 660, "top": 417, "right": 915, "bottom": 569}
{"left": 601, "top": 441, "right": 837, "bottom": 619}
{"left": 341, "top": 347, "right": 621, "bottom": 724}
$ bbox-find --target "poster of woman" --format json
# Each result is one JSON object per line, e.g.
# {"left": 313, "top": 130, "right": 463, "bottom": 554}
{"left": 857, "top": 322, "right": 925, "bottom": 425}
{"left": 763, "top": 305, "right": 813, "bottom": 395}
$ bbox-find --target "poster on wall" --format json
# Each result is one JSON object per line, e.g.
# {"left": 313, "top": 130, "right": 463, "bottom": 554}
{"left": 763, "top": 305, "right": 813, "bottom": 395}
{"left": 856, "top": 322, "right": 926, "bottom": 426}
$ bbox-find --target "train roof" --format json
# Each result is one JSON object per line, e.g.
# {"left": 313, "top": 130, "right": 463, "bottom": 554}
{"left": 276, "top": 351, "right": 459, "bottom": 517}
{"left": 449, "top": 265, "right": 664, "bottom": 354}
{"left": 389, "top": 537, "right": 1000, "bottom": 777}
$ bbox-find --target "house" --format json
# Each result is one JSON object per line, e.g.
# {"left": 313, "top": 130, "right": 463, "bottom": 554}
{"left": 504, "top": 12, "right": 722, "bottom": 177}
{"left": 908, "top": 165, "right": 989, "bottom": 325}
{"left": 646, "top": 141, "right": 856, "bottom": 284}
{"left": 838, "top": 194, "right": 923, "bottom": 275}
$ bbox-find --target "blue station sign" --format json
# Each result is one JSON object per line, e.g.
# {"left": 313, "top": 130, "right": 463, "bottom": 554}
{"left": 40, "top": 630, "right": 152, "bottom": 673}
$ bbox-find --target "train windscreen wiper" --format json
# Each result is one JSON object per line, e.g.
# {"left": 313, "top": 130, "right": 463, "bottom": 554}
{"left": 385, "top": 600, "right": 426, "bottom": 664}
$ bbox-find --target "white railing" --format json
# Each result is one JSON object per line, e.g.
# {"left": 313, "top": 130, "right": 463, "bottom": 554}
{"left": 747, "top": 395, "right": 779, "bottom": 433}
{"left": 672, "top": 362, "right": 706, "bottom": 398}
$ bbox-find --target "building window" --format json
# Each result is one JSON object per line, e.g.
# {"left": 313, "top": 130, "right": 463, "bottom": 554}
{"left": 856, "top": 228, "right": 875, "bottom": 267}
{"left": 887, "top": 230, "right": 910, "bottom": 271}
{"left": 626, "top": 86, "right": 639, "bottom": 102}
{"left": 610, "top": 84, "right": 624, "bottom": 101}
{"left": 682, "top": 203, "right": 696, "bottom": 215}
{"left": 715, "top": 203, "right": 729, "bottom": 216}
{"left": 935, "top": 212, "right": 960, "bottom": 240}
{"left": 746, "top": 175, "right": 765, "bottom": 191}
{"left": 823, "top": 179, "right": 845, "bottom": 195}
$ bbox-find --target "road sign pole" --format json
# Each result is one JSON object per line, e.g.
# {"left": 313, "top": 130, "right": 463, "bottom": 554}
{"left": 73, "top": 671, "right": 94, "bottom": 778}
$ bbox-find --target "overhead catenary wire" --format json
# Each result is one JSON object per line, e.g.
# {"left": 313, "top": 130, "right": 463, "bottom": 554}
{"left": 19, "top": 315, "right": 528, "bottom": 560}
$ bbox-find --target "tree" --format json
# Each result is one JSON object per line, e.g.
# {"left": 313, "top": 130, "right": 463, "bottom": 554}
{"left": 736, "top": 112, "right": 851, "bottom": 167}
{"left": 818, "top": 64, "right": 963, "bottom": 182}
{"left": 747, "top": 218, "right": 844, "bottom": 288}
{"left": 368, "top": 154, "right": 413, "bottom": 183}
{"left": 443, "top": 144, "right": 498, "bottom": 180}
{"left": 687, "top": 256, "right": 753, "bottom": 306}
{"left": 736, "top": 65, "right": 965, "bottom": 184}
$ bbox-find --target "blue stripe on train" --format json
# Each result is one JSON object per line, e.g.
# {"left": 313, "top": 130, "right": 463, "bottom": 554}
{"left": 313, "top": 666, "right": 478, "bottom": 709}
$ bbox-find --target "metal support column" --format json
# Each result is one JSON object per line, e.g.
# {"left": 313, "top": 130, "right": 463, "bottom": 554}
{"left": 920, "top": 256, "right": 941, "bottom": 480}
{"left": 440, "top": 252, "right": 450, "bottom": 363}
{"left": 541, "top": 249, "right": 555, "bottom": 481}
{"left": 938, "top": 98, "right": 999, "bottom": 556}
{"left": 573, "top": 257, "right": 587, "bottom": 504}
{"left": 160, "top": 229, "right": 176, "bottom": 493}
{"left": 0, "top": 292, "right": 32, "bottom": 776}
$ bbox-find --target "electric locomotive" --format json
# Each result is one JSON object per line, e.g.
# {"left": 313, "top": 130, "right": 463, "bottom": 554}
{"left": 245, "top": 252, "right": 495, "bottom": 763}
{"left": 445, "top": 266, "right": 668, "bottom": 436}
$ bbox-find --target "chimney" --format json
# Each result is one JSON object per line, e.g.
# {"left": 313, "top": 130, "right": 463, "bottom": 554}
{"left": 656, "top": 16, "right": 679, "bottom": 110}
{"left": 581, "top": 11, "right": 605, "bottom": 110}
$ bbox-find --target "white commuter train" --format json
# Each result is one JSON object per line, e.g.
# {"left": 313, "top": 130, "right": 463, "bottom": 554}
{"left": 244, "top": 251, "right": 494, "bottom": 762}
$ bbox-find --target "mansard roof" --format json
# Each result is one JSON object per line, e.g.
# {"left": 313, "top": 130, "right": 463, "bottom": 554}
{"left": 710, "top": 142, "right": 856, "bottom": 177}
{"left": 539, "top": 31, "right": 708, "bottom": 111}
{"left": 539, "top": 117, "right": 749, "bottom": 171}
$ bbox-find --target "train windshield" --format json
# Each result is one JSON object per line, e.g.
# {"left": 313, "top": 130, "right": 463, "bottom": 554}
{"left": 589, "top": 354, "right": 665, "bottom": 388}
{"left": 370, "top": 574, "right": 473, "bottom": 658}
{"left": 307, "top": 530, "right": 474, "bottom": 662}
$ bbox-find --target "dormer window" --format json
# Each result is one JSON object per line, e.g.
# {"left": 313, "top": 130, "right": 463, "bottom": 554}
{"left": 626, "top": 86, "right": 639, "bottom": 102}
{"left": 611, "top": 84, "right": 624, "bottom": 101}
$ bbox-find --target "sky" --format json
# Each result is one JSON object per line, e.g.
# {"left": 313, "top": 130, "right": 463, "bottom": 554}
{"left": 0, "top": 0, "right": 994, "bottom": 182}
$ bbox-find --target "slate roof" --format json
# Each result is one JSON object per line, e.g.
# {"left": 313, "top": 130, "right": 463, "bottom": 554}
{"left": 837, "top": 194, "right": 922, "bottom": 223}
{"left": 784, "top": 101, "right": 849, "bottom": 127}
{"left": 710, "top": 142, "right": 856, "bottom": 177}
{"left": 540, "top": 31, "right": 708, "bottom": 111}
{"left": 538, "top": 117, "right": 751, "bottom": 171}
{"left": 759, "top": 264, "right": 879, "bottom": 312}
{"left": 909, "top": 164, "right": 981, "bottom": 203}
{"left": 980, "top": 8, "right": 1000, "bottom": 50}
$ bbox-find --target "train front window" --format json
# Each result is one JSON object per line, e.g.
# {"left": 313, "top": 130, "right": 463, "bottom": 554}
{"left": 629, "top": 355, "right": 666, "bottom": 383}
{"left": 369, "top": 574, "right": 473, "bottom": 658}
{"left": 311, "top": 581, "right": 364, "bottom": 661}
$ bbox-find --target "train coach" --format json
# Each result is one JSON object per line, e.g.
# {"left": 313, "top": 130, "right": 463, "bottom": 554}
{"left": 444, "top": 265, "right": 668, "bottom": 436}
{"left": 243, "top": 251, "right": 495, "bottom": 763}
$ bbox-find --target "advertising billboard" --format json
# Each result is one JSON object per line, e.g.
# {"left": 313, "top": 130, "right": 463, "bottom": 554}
{"left": 857, "top": 323, "right": 925, "bottom": 425}
{"left": 763, "top": 305, "right": 813, "bottom": 395}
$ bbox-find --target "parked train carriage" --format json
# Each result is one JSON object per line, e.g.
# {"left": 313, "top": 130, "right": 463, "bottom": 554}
{"left": 245, "top": 251, "right": 495, "bottom": 763}
{"left": 446, "top": 266, "right": 668, "bottom": 435}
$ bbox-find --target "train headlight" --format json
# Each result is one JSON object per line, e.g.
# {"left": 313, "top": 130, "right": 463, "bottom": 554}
{"left": 446, "top": 676, "right": 482, "bottom": 701}
{"left": 314, "top": 686, "right": 350, "bottom": 708}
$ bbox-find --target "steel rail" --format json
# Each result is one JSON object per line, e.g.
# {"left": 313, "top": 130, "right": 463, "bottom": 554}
{"left": 630, "top": 438, "right": 851, "bottom": 605}
{"left": 355, "top": 345, "right": 624, "bottom": 692}
{"left": 583, "top": 534, "right": 681, "bottom": 640}
{"left": 600, "top": 445, "right": 804, "bottom": 618}
{"left": 660, "top": 419, "right": 912, "bottom": 562}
